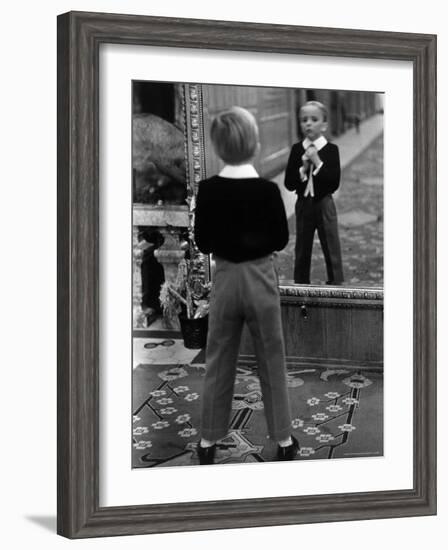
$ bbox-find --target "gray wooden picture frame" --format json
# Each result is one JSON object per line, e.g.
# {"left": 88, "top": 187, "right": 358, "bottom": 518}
{"left": 57, "top": 11, "right": 437, "bottom": 539}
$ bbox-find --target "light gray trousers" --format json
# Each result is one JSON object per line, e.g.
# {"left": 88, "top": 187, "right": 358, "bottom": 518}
{"left": 200, "top": 255, "right": 292, "bottom": 442}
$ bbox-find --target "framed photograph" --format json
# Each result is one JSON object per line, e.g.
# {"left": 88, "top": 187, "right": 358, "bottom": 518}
{"left": 57, "top": 11, "right": 436, "bottom": 538}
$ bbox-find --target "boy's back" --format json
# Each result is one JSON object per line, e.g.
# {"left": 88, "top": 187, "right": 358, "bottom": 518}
{"left": 194, "top": 175, "right": 288, "bottom": 262}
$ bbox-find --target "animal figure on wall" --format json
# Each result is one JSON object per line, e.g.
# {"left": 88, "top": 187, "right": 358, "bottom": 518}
{"left": 133, "top": 113, "right": 187, "bottom": 205}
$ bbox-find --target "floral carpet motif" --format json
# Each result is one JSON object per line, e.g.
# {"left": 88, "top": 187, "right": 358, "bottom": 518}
{"left": 132, "top": 343, "right": 383, "bottom": 468}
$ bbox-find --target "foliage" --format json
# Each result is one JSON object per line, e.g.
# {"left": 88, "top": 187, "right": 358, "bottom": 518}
{"left": 159, "top": 169, "right": 211, "bottom": 321}
{"left": 159, "top": 256, "right": 211, "bottom": 321}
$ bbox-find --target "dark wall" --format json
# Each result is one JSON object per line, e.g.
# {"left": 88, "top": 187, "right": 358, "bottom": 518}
{"left": 133, "top": 81, "right": 175, "bottom": 122}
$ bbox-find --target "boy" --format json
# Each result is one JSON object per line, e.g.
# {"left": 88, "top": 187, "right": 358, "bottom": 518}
{"left": 194, "top": 106, "right": 298, "bottom": 464}
{"left": 284, "top": 100, "right": 344, "bottom": 285}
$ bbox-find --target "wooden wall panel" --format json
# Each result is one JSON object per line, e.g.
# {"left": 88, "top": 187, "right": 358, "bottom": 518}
{"left": 202, "top": 84, "right": 295, "bottom": 179}
{"left": 239, "top": 296, "right": 383, "bottom": 370}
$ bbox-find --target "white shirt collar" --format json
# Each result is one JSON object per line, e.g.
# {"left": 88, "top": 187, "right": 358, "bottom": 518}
{"left": 303, "top": 135, "right": 328, "bottom": 151}
{"left": 219, "top": 164, "right": 259, "bottom": 179}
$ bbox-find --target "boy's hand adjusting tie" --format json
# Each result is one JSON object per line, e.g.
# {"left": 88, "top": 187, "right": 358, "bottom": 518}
{"left": 303, "top": 164, "right": 315, "bottom": 197}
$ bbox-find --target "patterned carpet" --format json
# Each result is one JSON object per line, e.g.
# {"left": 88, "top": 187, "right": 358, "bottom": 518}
{"left": 132, "top": 334, "right": 383, "bottom": 468}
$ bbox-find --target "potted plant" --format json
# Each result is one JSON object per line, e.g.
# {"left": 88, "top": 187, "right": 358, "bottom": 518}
{"left": 159, "top": 229, "right": 211, "bottom": 349}
{"left": 159, "top": 255, "right": 211, "bottom": 349}
{"left": 158, "top": 178, "right": 212, "bottom": 349}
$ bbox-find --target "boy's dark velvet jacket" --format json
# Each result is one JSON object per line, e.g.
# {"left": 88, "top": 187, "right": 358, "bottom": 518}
{"left": 284, "top": 141, "right": 341, "bottom": 201}
{"left": 194, "top": 175, "right": 288, "bottom": 263}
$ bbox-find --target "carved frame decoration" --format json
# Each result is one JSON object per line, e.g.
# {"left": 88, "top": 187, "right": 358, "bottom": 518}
{"left": 184, "top": 84, "right": 206, "bottom": 192}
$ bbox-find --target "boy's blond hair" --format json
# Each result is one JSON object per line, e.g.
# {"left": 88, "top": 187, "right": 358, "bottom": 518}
{"left": 300, "top": 100, "right": 328, "bottom": 122}
{"left": 210, "top": 106, "right": 259, "bottom": 165}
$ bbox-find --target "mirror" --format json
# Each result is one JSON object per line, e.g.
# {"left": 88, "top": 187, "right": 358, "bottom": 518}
{"left": 198, "top": 83, "right": 384, "bottom": 290}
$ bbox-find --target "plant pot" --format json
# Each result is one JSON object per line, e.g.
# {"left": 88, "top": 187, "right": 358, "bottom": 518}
{"left": 178, "top": 314, "right": 208, "bottom": 349}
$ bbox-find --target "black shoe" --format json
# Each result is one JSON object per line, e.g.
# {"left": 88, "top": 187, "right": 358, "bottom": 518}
{"left": 276, "top": 435, "right": 299, "bottom": 461}
{"left": 197, "top": 442, "right": 216, "bottom": 465}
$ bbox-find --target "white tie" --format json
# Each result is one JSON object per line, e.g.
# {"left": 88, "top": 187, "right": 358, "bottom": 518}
{"left": 304, "top": 164, "right": 314, "bottom": 197}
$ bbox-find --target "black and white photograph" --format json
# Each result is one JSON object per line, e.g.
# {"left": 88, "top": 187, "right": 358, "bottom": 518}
{"left": 1, "top": 0, "right": 441, "bottom": 545}
{"left": 131, "top": 81, "right": 384, "bottom": 468}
